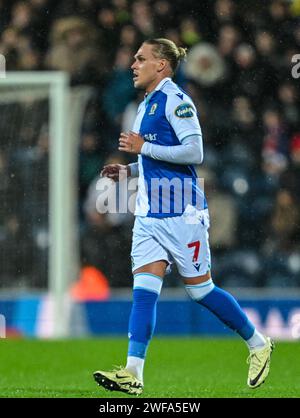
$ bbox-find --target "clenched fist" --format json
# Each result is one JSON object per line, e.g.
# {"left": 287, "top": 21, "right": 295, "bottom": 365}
{"left": 100, "top": 164, "right": 130, "bottom": 182}
{"left": 118, "top": 131, "right": 145, "bottom": 154}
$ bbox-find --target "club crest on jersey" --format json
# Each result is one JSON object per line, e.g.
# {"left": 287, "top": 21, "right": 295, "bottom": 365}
{"left": 174, "top": 103, "right": 194, "bottom": 118}
{"left": 149, "top": 103, "right": 158, "bottom": 115}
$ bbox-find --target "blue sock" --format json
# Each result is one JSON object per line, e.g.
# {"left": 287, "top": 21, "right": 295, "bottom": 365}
{"left": 128, "top": 288, "right": 159, "bottom": 359}
{"left": 199, "top": 286, "right": 255, "bottom": 340}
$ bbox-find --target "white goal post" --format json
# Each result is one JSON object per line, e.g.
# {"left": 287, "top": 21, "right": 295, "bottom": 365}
{"left": 0, "top": 72, "right": 85, "bottom": 337}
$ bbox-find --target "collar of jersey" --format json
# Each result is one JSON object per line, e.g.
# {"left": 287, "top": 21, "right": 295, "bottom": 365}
{"left": 144, "top": 77, "right": 172, "bottom": 105}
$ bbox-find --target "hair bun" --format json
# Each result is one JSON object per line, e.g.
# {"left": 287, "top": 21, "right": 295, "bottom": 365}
{"left": 177, "top": 47, "right": 187, "bottom": 60}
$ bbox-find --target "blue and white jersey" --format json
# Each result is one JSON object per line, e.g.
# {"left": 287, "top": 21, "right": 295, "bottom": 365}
{"left": 132, "top": 77, "right": 207, "bottom": 218}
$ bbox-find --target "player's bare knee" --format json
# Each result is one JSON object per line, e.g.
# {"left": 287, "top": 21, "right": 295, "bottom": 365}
{"left": 182, "top": 271, "right": 211, "bottom": 285}
{"left": 133, "top": 260, "right": 168, "bottom": 279}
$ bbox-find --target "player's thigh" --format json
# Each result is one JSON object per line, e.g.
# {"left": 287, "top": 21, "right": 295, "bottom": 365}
{"left": 131, "top": 216, "right": 171, "bottom": 276}
{"left": 182, "top": 271, "right": 211, "bottom": 285}
{"left": 133, "top": 260, "right": 168, "bottom": 278}
{"left": 156, "top": 211, "right": 211, "bottom": 278}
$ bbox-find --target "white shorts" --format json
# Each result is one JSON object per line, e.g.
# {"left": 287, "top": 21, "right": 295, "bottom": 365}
{"left": 131, "top": 207, "right": 211, "bottom": 278}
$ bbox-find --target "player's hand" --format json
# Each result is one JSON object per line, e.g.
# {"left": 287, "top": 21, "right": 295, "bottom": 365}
{"left": 100, "top": 164, "right": 130, "bottom": 182}
{"left": 118, "top": 131, "right": 145, "bottom": 154}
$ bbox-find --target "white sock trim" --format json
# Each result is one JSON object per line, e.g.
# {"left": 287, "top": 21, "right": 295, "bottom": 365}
{"left": 133, "top": 273, "right": 163, "bottom": 295}
{"left": 185, "top": 278, "right": 215, "bottom": 301}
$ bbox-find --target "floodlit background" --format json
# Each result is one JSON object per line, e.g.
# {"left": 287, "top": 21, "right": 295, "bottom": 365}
{"left": 0, "top": 0, "right": 300, "bottom": 340}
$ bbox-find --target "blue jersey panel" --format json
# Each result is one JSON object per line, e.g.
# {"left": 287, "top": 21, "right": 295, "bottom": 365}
{"left": 133, "top": 77, "right": 207, "bottom": 218}
{"left": 140, "top": 91, "right": 180, "bottom": 147}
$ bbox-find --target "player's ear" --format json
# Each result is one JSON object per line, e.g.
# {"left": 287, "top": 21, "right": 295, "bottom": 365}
{"left": 157, "top": 59, "right": 167, "bottom": 72}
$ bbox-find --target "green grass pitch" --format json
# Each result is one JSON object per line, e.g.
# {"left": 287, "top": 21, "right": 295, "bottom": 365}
{"left": 0, "top": 338, "right": 299, "bottom": 398}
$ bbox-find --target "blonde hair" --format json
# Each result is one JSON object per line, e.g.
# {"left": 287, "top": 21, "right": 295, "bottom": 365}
{"left": 144, "top": 38, "right": 187, "bottom": 74}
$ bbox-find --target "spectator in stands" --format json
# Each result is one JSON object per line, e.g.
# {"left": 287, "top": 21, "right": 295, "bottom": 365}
{"left": 269, "top": 188, "right": 300, "bottom": 252}
{"left": 97, "top": 5, "right": 121, "bottom": 68}
{"left": 254, "top": 30, "right": 277, "bottom": 65}
{"left": 278, "top": 82, "right": 300, "bottom": 132}
{"left": 119, "top": 24, "right": 142, "bottom": 50}
{"left": 266, "top": 0, "right": 294, "bottom": 46}
{"left": 46, "top": 16, "right": 105, "bottom": 84}
{"left": 261, "top": 108, "right": 290, "bottom": 178}
{"left": 180, "top": 17, "right": 202, "bottom": 47}
{"left": 231, "top": 96, "right": 261, "bottom": 158}
{"left": 79, "top": 131, "right": 104, "bottom": 203}
{"left": 214, "top": 0, "right": 236, "bottom": 23}
{"left": 217, "top": 24, "right": 241, "bottom": 60}
{"left": 232, "top": 43, "right": 272, "bottom": 107}
{"left": 197, "top": 166, "right": 237, "bottom": 254}
{"left": 10, "top": 2, "right": 33, "bottom": 32}
{"left": 184, "top": 42, "right": 226, "bottom": 88}
{"left": 71, "top": 257, "right": 111, "bottom": 301}
{"left": 54, "top": 0, "right": 99, "bottom": 21}
{"left": 102, "top": 46, "right": 137, "bottom": 127}
{"left": 290, "top": 133, "right": 300, "bottom": 170}
{"left": 131, "top": 0, "right": 154, "bottom": 37}
{"left": 152, "top": 0, "right": 175, "bottom": 34}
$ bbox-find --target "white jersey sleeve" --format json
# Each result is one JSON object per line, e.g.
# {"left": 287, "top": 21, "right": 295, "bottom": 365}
{"left": 128, "top": 162, "right": 139, "bottom": 177}
{"left": 165, "top": 93, "right": 202, "bottom": 142}
{"left": 141, "top": 134, "right": 203, "bottom": 165}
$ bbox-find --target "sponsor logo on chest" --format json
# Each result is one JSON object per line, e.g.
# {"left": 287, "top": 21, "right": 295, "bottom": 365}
{"left": 144, "top": 133, "right": 158, "bottom": 142}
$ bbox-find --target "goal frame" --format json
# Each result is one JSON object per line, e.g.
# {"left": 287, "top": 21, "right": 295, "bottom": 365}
{"left": 0, "top": 72, "right": 74, "bottom": 337}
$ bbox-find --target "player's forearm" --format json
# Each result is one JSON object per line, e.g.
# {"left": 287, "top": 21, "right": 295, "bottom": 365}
{"left": 128, "top": 162, "right": 139, "bottom": 177}
{"left": 141, "top": 135, "right": 203, "bottom": 165}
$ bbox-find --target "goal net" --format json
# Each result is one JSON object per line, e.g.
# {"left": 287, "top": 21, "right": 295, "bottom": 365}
{"left": 0, "top": 72, "right": 92, "bottom": 336}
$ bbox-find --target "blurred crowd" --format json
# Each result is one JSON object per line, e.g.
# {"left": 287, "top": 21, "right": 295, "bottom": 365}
{"left": 0, "top": 0, "right": 300, "bottom": 288}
